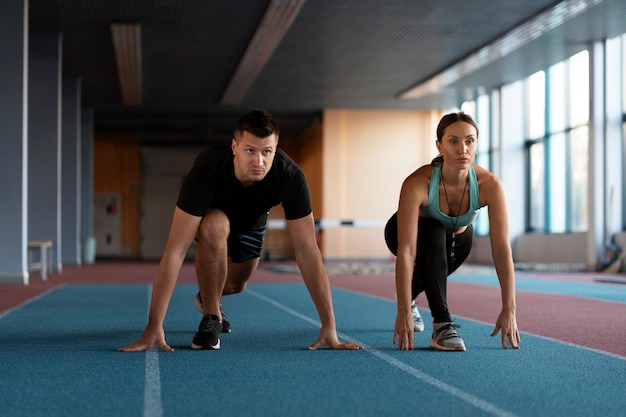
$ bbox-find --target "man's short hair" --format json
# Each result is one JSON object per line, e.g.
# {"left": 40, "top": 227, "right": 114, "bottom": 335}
{"left": 234, "top": 109, "right": 280, "bottom": 139}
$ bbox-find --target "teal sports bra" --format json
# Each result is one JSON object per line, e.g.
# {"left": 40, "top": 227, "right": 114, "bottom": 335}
{"left": 419, "top": 164, "right": 481, "bottom": 228}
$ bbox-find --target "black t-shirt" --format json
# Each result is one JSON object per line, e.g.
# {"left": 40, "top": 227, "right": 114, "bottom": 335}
{"left": 176, "top": 144, "right": 312, "bottom": 229}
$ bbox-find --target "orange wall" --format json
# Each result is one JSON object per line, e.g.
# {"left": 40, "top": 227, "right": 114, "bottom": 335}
{"left": 264, "top": 119, "right": 324, "bottom": 259}
{"left": 321, "top": 109, "right": 439, "bottom": 258}
{"left": 93, "top": 134, "right": 141, "bottom": 257}
{"left": 92, "top": 109, "right": 438, "bottom": 260}
{"left": 284, "top": 119, "right": 324, "bottom": 217}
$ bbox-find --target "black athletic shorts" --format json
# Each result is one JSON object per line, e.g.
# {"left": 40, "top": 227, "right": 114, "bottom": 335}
{"left": 227, "top": 223, "right": 267, "bottom": 263}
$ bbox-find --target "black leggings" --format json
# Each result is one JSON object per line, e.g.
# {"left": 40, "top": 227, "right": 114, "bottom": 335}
{"left": 384, "top": 213, "right": 473, "bottom": 323}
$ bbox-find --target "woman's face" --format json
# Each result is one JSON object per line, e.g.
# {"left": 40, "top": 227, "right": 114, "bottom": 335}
{"left": 436, "top": 121, "right": 477, "bottom": 168}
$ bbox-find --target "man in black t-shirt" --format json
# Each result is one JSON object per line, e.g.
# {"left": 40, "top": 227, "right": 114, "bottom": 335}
{"left": 119, "top": 109, "right": 361, "bottom": 352}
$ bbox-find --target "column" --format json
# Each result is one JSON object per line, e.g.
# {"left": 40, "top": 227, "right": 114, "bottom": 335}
{"left": 28, "top": 33, "right": 63, "bottom": 273}
{"left": 61, "top": 78, "right": 82, "bottom": 265}
{"left": 81, "top": 107, "right": 95, "bottom": 263}
{"left": 0, "top": 0, "right": 29, "bottom": 284}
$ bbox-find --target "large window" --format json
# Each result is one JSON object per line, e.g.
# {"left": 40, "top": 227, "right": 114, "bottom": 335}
{"left": 622, "top": 34, "right": 626, "bottom": 230}
{"left": 527, "top": 70, "right": 547, "bottom": 230}
{"left": 461, "top": 94, "right": 492, "bottom": 235}
{"left": 456, "top": 32, "right": 626, "bottom": 254}
{"left": 526, "top": 50, "right": 590, "bottom": 232}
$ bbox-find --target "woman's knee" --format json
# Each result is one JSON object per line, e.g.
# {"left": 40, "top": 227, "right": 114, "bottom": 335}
{"left": 384, "top": 213, "right": 398, "bottom": 256}
{"left": 417, "top": 218, "right": 446, "bottom": 251}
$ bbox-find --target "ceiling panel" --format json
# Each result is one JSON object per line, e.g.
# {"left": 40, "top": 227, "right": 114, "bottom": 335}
{"left": 27, "top": 0, "right": 626, "bottom": 140}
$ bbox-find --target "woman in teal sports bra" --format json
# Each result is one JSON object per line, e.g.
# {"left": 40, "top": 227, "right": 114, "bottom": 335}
{"left": 385, "top": 112, "right": 520, "bottom": 352}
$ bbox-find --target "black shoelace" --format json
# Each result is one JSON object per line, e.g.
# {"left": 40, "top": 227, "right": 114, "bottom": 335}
{"left": 199, "top": 315, "right": 221, "bottom": 333}
{"left": 435, "top": 323, "right": 461, "bottom": 341}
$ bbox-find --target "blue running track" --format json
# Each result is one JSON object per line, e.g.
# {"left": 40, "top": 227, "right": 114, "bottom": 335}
{"left": 1, "top": 283, "right": 625, "bottom": 417}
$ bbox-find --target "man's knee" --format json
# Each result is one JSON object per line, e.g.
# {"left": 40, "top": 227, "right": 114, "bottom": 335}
{"left": 223, "top": 281, "right": 247, "bottom": 295}
{"left": 223, "top": 258, "right": 258, "bottom": 294}
{"left": 197, "top": 210, "right": 230, "bottom": 244}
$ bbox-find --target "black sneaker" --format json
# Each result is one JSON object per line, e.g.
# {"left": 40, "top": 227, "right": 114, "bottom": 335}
{"left": 219, "top": 306, "right": 231, "bottom": 333}
{"left": 191, "top": 314, "right": 222, "bottom": 350}
{"left": 194, "top": 292, "right": 231, "bottom": 333}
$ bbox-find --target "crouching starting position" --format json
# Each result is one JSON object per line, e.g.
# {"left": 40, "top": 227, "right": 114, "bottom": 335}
{"left": 386, "top": 112, "right": 520, "bottom": 351}
{"left": 119, "top": 109, "right": 361, "bottom": 352}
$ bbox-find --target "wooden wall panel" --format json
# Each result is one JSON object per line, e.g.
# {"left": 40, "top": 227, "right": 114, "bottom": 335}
{"left": 94, "top": 134, "right": 141, "bottom": 257}
{"left": 291, "top": 120, "right": 323, "bottom": 218}
{"left": 262, "top": 121, "right": 324, "bottom": 259}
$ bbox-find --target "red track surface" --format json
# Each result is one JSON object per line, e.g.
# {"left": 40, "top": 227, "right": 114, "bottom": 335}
{"left": 1, "top": 260, "right": 624, "bottom": 358}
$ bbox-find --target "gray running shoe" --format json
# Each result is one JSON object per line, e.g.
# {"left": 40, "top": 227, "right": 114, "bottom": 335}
{"left": 411, "top": 301, "right": 425, "bottom": 332}
{"left": 194, "top": 292, "right": 231, "bottom": 333}
{"left": 430, "top": 322, "right": 466, "bottom": 351}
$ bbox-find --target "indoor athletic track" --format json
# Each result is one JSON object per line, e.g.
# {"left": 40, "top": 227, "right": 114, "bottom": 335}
{"left": 1, "top": 261, "right": 625, "bottom": 417}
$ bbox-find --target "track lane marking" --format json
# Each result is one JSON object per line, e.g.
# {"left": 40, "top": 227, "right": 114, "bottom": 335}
{"left": 247, "top": 288, "right": 518, "bottom": 417}
{"left": 0, "top": 284, "right": 66, "bottom": 320}
{"left": 144, "top": 349, "right": 163, "bottom": 417}
{"left": 143, "top": 285, "right": 163, "bottom": 417}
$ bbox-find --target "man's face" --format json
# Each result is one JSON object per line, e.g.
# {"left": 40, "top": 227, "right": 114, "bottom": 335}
{"left": 231, "top": 130, "right": 278, "bottom": 187}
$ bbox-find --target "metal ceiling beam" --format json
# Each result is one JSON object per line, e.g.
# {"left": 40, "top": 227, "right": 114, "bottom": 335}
{"left": 220, "top": 0, "right": 306, "bottom": 107}
{"left": 111, "top": 22, "right": 142, "bottom": 106}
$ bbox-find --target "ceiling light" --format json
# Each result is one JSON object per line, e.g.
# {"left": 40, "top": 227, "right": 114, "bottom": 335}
{"left": 111, "top": 22, "right": 142, "bottom": 106}
{"left": 220, "top": 0, "right": 306, "bottom": 107}
{"left": 399, "top": 0, "right": 602, "bottom": 100}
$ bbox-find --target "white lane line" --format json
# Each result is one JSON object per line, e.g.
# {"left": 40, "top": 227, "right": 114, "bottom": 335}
{"left": 144, "top": 349, "right": 163, "bottom": 417}
{"left": 143, "top": 285, "right": 163, "bottom": 417}
{"left": 410, "top": 303, "right": 626, "bottom": 361}
{"left": 337, "top": 288, "right": 626, "bottom": 361}
{"left": 0, "top": 284, "right": 65, "bottom": 320}
{"left": 247, "top": 288, "right": 518, "bottom": 417}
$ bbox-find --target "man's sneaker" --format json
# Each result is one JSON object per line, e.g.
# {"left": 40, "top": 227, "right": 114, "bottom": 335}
{"left": 411, "top": 301, "right": 425, "bottom": 332}
{"left": 219, "top": 304, "right": 231, "bottom": 333}
{"left": 430, "top": 322, "right": 466, "bottom": 351}
{"left": 194, "top": 292, "right": 231, "bottom": 333}
{"left": 191, "top": 314, "right": 222, "bottom": 350}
